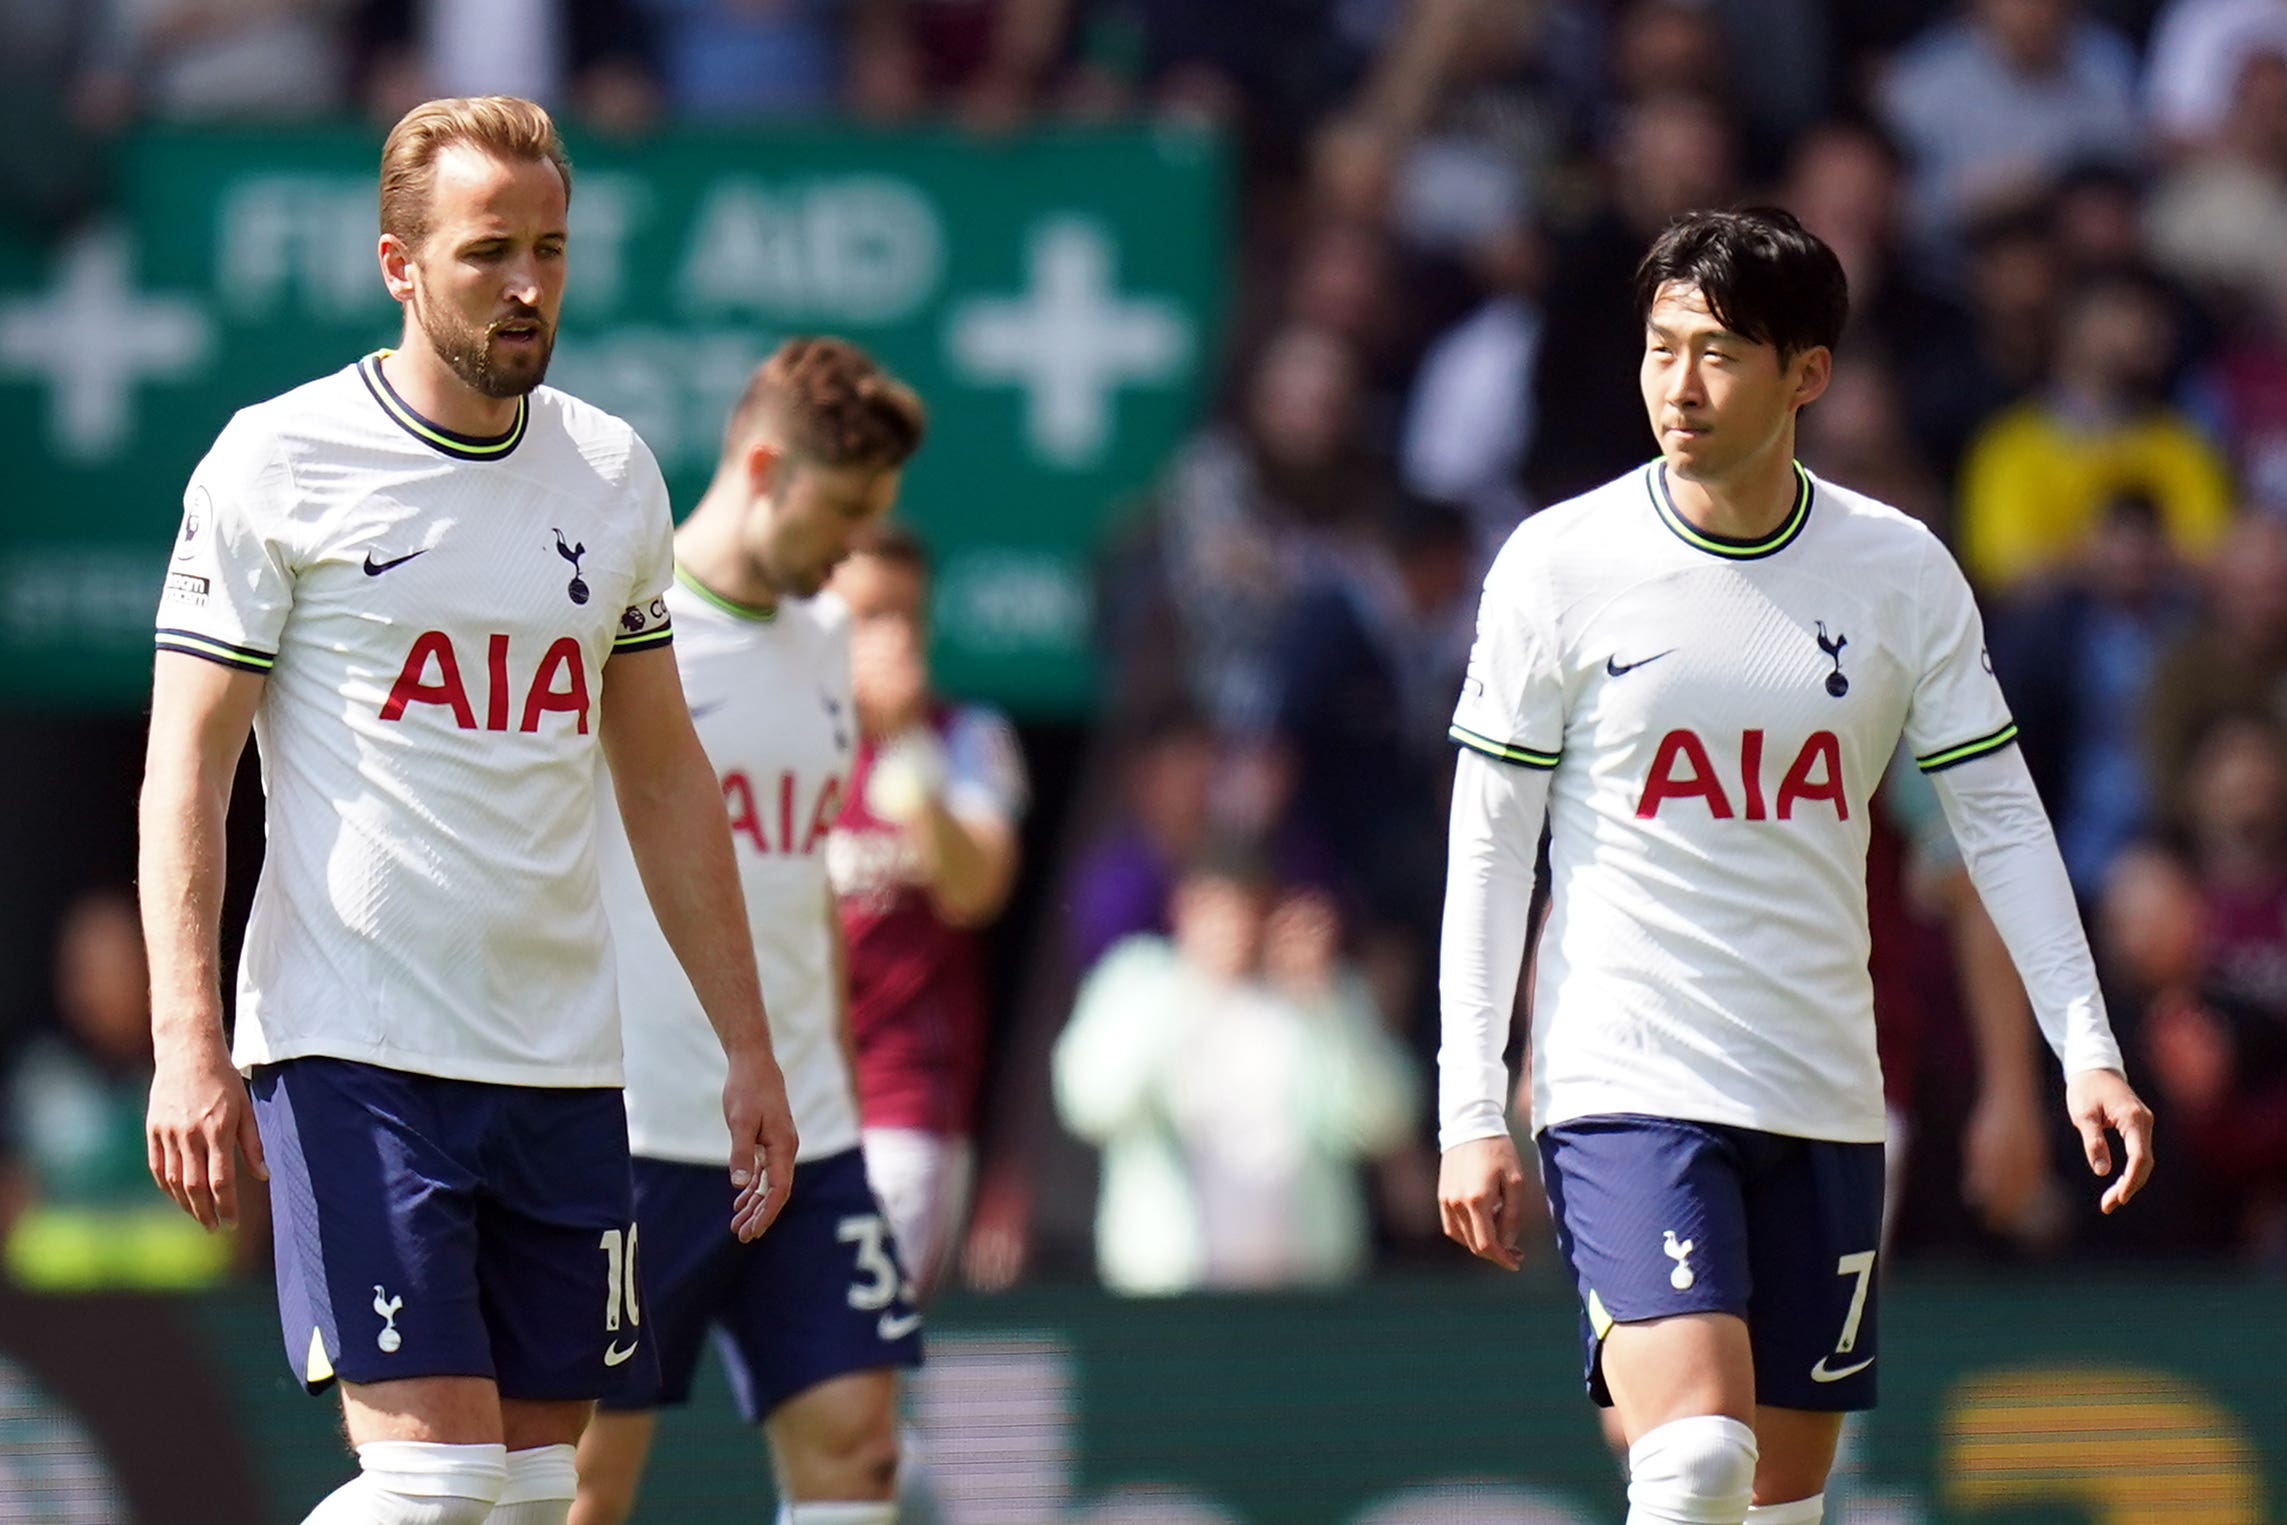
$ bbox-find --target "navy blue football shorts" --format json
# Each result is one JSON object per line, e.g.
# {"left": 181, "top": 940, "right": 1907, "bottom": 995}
{"left": 250, "top": 1057, "right": 656, "bottom": 1402}
{"left": 600, "top": 1147, "right": 922, "bottom": 1423}
{"left": 1537, "top": 1113, "right": 1885, "bottom": 1412}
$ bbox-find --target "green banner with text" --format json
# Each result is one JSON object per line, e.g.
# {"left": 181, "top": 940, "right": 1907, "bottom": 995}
{"left": 0, "top": 1272, "right": 2275, "bottom": 1522}
{"left": 0, "top": 125, "right": 1228, "bottom": 714}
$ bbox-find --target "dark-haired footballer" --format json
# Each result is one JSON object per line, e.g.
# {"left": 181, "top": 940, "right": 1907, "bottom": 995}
{"left": 1434, "top": 207, "right": 2155, "bottom": 1525}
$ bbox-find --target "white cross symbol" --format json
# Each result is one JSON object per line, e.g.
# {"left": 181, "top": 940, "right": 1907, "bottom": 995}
{"left": 945, "top": 217, "right": 1190, "bottom": 468}
{"left": 0, "top": 225, "right": 212, "bottom": 461}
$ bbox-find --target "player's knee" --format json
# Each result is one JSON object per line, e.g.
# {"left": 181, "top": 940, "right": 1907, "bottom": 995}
{"left": 1625, "top": 1415, "right": 1757, "bottom": 1525}
{"left": 783, "top": 1406, "right": 900, "bottom": 1500}
{"left": 569, "top": 1465, "right": 638, "bottom": 1525}
{"left": 354, "top": 1440, "right": 509, "bottom": 1525}
{"left": 823, "top": 1420, "right": 900, "bottom": 1498}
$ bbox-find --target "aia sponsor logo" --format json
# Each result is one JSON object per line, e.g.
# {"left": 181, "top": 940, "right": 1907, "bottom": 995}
{"left": 379, "top": 631, "right": 592, "bottom": 734}
{"left": 1636, "top": 729, "right": 1848, "bottom": 821}
{"left": 723, "top": 769, "right": 843, "bottom": 858}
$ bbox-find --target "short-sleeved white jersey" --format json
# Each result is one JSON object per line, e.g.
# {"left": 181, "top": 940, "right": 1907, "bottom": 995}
{"left": 1451, "top": 462, "right": 2019, "bottom": 1143}
{"left": 596, "top": 574, "right": 860, "bottom": 1165}
{"left": 155, "top": 353, "right": 675, "bottom": 1086}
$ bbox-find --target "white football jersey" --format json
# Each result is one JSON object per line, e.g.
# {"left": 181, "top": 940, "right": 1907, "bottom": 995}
{"left": 155, "top": 353, "right": 675, "bottom": 1087}
{"left": 596, "top": 575, "right": 860, "bottom": 1166}
{"left": 1451, "top": 463, "right": 2023, "bottom": 1143}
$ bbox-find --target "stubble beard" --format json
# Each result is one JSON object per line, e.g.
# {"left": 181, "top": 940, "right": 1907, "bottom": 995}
{"left": 415, "top": 286, "right": 553, "bottom": 401}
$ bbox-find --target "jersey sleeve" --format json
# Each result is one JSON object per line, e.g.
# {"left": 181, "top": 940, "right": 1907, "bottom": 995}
{"left": 944, "top": 706, "right": 1029, "bottom": 823}
{"left": 611, "top": 436, "right": 675, "bottom": 656}
{"left": 1449, "top": 545, "right": 1563, "bottom": 770}
{"left": 153, "top": 420, "right": 297, "bottom": 675}
{"left": 1903, "top": 535, "right": 2018, "bottom": 776}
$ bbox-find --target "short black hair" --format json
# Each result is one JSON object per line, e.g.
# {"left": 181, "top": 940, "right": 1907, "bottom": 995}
{"left": 1632, "top": 207, "right": 1849, "bottom": 362}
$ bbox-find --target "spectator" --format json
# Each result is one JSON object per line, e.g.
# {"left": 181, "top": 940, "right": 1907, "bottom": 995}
{"left": 1269, "top": 498, "right": 1472, "bottom": 960}
{"left": 2, "top": 0, "right": 106, "bottom": 232}
{"left": 2201, "top": 274, "right": 2287, "bottom": 511}
{"left": 1400, "top": 221, "right": 1543, "bottom": 537}
{"left": 1149, "top": 322, "right": 1386, "bottom": 734}
{"left": 1527, "top": 91, "right": 1739, "bottom": 505}
{"left": 827, "top": 529, "right": 1028, "bottom": 1301}
{"left": 1897, "top": 202, "right": 2061, "bottom": 483}
{"left": 355, "top": 0, "right": 655, "bottom": 128}
{"left": 79, "top": 0, "right": 348, "bottom": 123}
{"left": 1879, "top": 0, "right": 2139, "bottom": 259}
{"left": 848, "top": 0, "right": 1074, "bottom": 125}
{"left": 2104, "top": 716, "right": 2287, "bottom": 1257}
{"left": 2145, "top": 515, "right": 2287, "bottom": 823}
{"left": 2145, "top": 0, "right": 2287, "bottom": 150}
{"left": 1956, "top": 267, "right": 2232, "bottom": 595}
{"left": 2146, "top": 45, "right": 2287, "bottom": 311}
{"left": 5, "top": 890, "right": 235, "bottom": 1290}
{"left": 1991, "top": 492, "right": 2201, "bottom": 898}
{"left": 2049, "top": 159, "right": 2153, "bottom": 276}
{"left": 1053, "top": 844, "right": 1416, "bottom": 1293}
{"left": 1797, "top": 356, "right": 1948, "bottom": 532}
{"left": 1067, "top": 705, "right": 1220, "bottom": 972}
{"left": 1781, "top": 118, "right": 1967, "bottom": 372}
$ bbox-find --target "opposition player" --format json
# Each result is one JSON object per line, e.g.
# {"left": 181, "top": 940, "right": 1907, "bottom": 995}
{"left": 141, "top": 97, "right": 797, "bottom": 1525}
{"left": 827, "top": 532, "right": 1027, "bottom": 1302}
{"left": 1435, "top": 208, "right": 2154, "bottom": 1525}
{"left": 573, "top": 339, "right": 927, "bottom": 1525}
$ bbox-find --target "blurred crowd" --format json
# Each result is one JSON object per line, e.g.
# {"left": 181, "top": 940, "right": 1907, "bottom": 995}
{"left": 14, "top": 0, "right": 2287, "bottom": 1292}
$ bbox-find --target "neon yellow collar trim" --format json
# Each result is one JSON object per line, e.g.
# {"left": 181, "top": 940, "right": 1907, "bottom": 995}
{"left": 674, "top": 562, "right": 778, "bottom": 622}
{"left": 1647, "top": 459, "right": 1814, "bottom": 560}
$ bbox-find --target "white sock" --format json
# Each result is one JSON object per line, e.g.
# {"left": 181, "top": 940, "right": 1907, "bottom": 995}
{"left": 1625, "top": 1415, "right": 1758, "bottom": 1525}
{"left": 776, "top": 1502, "right": 898, "bottom": 1524}
{"left": 486, "top": 1444, "right": 579, "bottom": 1524}
{"left": 303, "top": 1441, "right": 508, "bottom": 1525}
{"left": 1745, "top": 1497, "right": 1823, "bottom": 1524}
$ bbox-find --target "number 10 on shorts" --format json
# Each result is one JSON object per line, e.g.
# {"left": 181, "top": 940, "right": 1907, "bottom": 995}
{"left": 600, "top": 1226, "right": 643, "bottom": 1332}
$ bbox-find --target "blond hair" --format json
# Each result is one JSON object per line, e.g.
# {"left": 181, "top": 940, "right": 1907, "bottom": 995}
{"left": 722, "top": 338, "right": 928, "bottom": 471}
{"left": 378, "top": 96, "right": 571, "bottom": 249}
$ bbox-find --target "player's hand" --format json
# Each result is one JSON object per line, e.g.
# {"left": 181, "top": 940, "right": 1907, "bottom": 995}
{"left": 724, "top": 1045, "right": 798, "bottom": 1243}
{"left": 2066, "top": 1067, "right": 2154, "bottom": 1215}
{"left": 146, "top": 1036, "right": 266, "bottom": 1231}
{"left": 1438, "top": 1136, "right": 1532, "bottom": 1270}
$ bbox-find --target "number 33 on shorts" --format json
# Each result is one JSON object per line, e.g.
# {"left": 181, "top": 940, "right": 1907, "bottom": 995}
{"left": 1810, "top": 1250, "right": 1876, "bottom": 1384}
{"left": 839, "top": 1213, "right": 922, "bottom": 1342}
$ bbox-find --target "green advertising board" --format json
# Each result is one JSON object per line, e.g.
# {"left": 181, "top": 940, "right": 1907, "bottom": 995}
{"left": 0, "top": 125, "right": 1228, "bottom": 714}
{"left": 1, "top": 1271, "right": 2270, "bottom": 1523}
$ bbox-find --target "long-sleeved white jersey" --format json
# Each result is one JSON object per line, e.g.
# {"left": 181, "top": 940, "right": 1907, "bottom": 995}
{"left": 1438, "top": 461, "right": 2123, "bottom": 1149}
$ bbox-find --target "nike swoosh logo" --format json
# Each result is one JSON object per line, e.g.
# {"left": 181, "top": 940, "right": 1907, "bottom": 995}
{"left": 1606, "top": 650, "right": 1675, "bottom": 678}
{"left": 604, "top": 1340, "right": 639, "bottom": 1367}
{"left": 1810, "top": 1354, "right": 1873, "bottom": 1383}
{"left": 877, "top": 1310, "right": 922, "bottom": 1342}
{"left": 363, "top": 548, "right": 429, "bottom": 576}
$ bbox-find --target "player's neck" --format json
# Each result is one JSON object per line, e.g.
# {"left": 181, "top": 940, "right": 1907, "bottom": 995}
{"left": 675, "top": 487, "right": 783, "bottom": 614}
{"left": 1663, "top": 441, "right": 1801, "bottom": 542}
{"left": 378, "top": 343, "right": 520, "bottom": 438}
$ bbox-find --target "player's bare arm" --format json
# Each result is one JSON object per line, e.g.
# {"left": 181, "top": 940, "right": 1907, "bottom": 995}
{"left": 908, "top": 796, "right": 1019, "bottom": 928}
{"left": 599, "top": 647, "right": 797, "bottom": 1240}
{"left": 848, "top": 611, "right": 1021, "bottom": 926}
{"left": 140, "top": 652, "right": 269, "bottom": 1230}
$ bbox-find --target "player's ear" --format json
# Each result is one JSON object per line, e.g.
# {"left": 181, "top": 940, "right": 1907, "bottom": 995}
{"left": 744, "top": 441, "right": 784, "bottom": 499}
{"left": 1790, "top": 345, "right": 1833, "bottom": 412}
{"left": 378, "top": 234, "right": 417, "bottom": 304}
